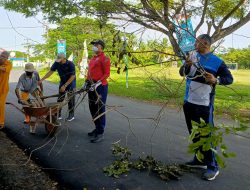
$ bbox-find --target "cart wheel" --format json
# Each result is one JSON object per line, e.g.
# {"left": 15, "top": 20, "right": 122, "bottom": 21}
{"left": 45, "top": 115, "right": 59, "bottom": 136}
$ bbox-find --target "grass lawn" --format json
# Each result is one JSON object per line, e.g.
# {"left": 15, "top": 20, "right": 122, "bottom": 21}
{"left": 39, "top": 65, "right": 250, "bottom": 118}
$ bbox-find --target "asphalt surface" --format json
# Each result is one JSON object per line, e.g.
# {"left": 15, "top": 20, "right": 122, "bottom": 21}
{"left": 4, "top": 70, "right": 250, "bottom": 190}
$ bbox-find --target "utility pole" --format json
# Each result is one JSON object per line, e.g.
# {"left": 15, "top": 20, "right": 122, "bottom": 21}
{"left": 44, "top": 21, "right": 51, "bottom": 67}
{"left": 46, "top": 25, "right": 49, "bottom": 39}
{"left": 26, "top": 39, "right": 30, "bottom": 62}
{"left": 14, "top": 35, "right": 16, "bottom": 51}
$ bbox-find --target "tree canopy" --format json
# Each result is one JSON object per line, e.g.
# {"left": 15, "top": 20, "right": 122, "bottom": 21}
{"left": 29, "top": 16, "right": 122, "bottom": 67}
{"left": 2, "top": 0, "right": 250, "bottom": 56}
{"left": 31, "top": 16, "right": 173, "bottom": 70}
{"left": 219, "top": 46, "right": 250, "bottom": 69}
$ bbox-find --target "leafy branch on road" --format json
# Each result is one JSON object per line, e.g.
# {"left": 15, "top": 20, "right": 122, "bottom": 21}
{"left": 188, "top": 119, "right": 248, "bottom": 168}
{"left": 103, "top": 142, "right": 193, "bottom": 181}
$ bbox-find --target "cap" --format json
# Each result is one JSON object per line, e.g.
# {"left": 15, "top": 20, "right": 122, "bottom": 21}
{"left": 24, "top": 63, "right": 36, "bottom": 72}
{"left": 90, "top": 40, "right": 105, "bottom": 49}
{"left": 0, "top": 51, "right": 10, "bottom": 59}
{"left": 56, "top": 53, "right": 66, "bottom": 62}
{"left": 198, "top": 34, "right": 212, "bottom": 45}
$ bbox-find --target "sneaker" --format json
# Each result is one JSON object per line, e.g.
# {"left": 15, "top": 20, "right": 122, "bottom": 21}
{"left": 90, "top": 133, "right": 104, "bottom": 143}
{"left": 185, "top": 159, "right": 207, "bottom": 169}
{"left": 202, "top": 169, "right": 219, "bottom": 181}
{"left": 23, "top": 120, "right": 30, "bottom": 124}
{"left": 88, "top": 129, "right": 97, "bottom": 137}
{"left": 57, "top": 112, "right": 62, "bottom": 120}
{"left": 66, "top": 115, "right": 75, "bottom": 122}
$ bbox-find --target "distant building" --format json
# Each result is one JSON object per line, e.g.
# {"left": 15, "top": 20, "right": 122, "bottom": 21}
{"left": 214, "top": 46, "right": 228, "bottom": 54}
{"left": 9, "top": 57, "right": 27, "bottom": 67}
{"left": 226, "top": 63, "right": 238, "bottom": 70}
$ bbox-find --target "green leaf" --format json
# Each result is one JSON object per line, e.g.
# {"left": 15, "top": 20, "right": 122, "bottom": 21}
{"left": 215, "top": 154, "right": 226, "bottom": 168}
{"left": 196, "top": 150, "right": 204, "bottom": 162}
{"left": 227, "top": 152, "right": 236, "bottom": 158}
{"left": 220, "top": 144, "right": 227, "bottom": 151}
{"left": 114, "top": 174, "right": 119, "bottom": 178}
{"left": 189, "top": 130, "right": 199, "bottom": 142}
{"left": 202, "top": 141, "right": 212, "bottom": 152}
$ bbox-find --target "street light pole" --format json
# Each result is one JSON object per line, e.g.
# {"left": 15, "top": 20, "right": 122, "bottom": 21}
{"left": 26, "top": 39, "right": 30, "bottom": 62}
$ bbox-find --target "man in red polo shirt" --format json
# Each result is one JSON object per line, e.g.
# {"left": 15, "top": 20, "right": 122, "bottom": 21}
{"left": 85, "top": 40, "right": 110, "bottom": 143}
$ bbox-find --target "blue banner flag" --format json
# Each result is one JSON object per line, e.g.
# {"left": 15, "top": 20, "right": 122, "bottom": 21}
{"left": 174, "top": 15, "right": 196, "bottom": 53}
{"left": 57, "top": 39, "right": 66, "bottom": 56}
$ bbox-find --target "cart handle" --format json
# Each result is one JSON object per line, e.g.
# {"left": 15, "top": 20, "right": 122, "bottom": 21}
{"left": 40, "top": 88, "right": 88, "bottom": 100}
{"left": 6, "top": 102, "right": 25, "bottom": 114}
{"left": 40, "top": 94, "right": 60, "bottom": 100}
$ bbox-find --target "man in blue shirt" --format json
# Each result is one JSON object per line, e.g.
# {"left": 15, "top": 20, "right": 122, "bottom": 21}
{"left": 39, "top": 53, "right": 76, "bottom": 121}
{"left": 179, "top": 34, "right": 233, "bottom": 181}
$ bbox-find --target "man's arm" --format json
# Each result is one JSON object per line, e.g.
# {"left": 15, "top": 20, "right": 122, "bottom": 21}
{"left": 179, "top": 58, "right": 197, "bottom": 77}
{"left": 15, "top": 88, "right": 20, "bottom": 99}
{"left": 60, "top": 62, "right": 76, "bottom": 92}
{"left": 64, "top": 75, "right": 76, "bottom": 88}
{"left": 15, "top": 88, "right": 22, "bottom": 101}
{"left": 15, "top": 78, "right": 22, "bottom": 101}
{"left": 39, "top": 62, "right": 57, "bottom": 85}
{"left": 179, "top": 64, "right": 191, "bottom": 77}
{"left": 64, "top": 62, "right": 76, "bottom": 86}
{"left": 36, "top": 72, "right": 43, "bottom": 92}
{"left": 59, "top": 75, "right": 76, "bottom": 92}
{"left": 99, "top": 57, "right": 111, "bottom": 82}
{"left": 38, "top": 70, "right": 54, "bottom": 85}
{"left": 216, "top": 62, "right": 233, "bottom": 85}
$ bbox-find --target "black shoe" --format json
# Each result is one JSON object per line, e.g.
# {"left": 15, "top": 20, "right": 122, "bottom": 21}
{"left": 23, "top": 120, "right": 30, "bottom": 124}
{"left": 185, "top": 158, "right": 207, "bottom": 169}
{"left": 66, "top": 115, "right": 75, "bottom": 122}
{"left": 57, "top": 112, "right": 62, "bottom": 120}
{"left": 90, "top": 133, "right": 104, "bottom": 143}
{"left": 88, "top": 129, "right": 97, "bottom": 137}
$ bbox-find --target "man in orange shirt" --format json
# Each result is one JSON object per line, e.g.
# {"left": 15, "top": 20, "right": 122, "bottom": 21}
{"left": 0, "top": 51, "right": 12, "bottom": 129}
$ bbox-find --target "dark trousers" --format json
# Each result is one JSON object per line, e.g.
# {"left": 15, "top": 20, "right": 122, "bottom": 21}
{"left": 57, "top": 89, "right": 75, "bottom": 117}
{"left": 183, "top": 101, "right": 218, "bottom": 170}
{"left": 88, "top": 85, "right": 108, "bottom": 134}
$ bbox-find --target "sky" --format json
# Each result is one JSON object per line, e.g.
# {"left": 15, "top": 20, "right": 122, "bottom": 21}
{"left": 0, "top": 7, "right": 250, "bottom": 53}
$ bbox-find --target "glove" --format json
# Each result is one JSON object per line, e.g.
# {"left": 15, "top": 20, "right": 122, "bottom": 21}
{"left": 18, "top": 99, "right": 23, "bottom": 104}
{"left": 89, "top": 80, "right": 102, "bottom": 91}
{"left": 93, "top": 80, "right": 102, "bottom": 90}
{"left": 82, "top": 80, "right": 91, "bottom": 91}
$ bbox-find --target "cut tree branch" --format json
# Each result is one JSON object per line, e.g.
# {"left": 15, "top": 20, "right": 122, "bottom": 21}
{"left": 194, "top": 0, "right": 209, "bottom": 34}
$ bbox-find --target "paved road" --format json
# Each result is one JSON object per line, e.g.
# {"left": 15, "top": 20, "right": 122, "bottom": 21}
{"left": 4, "top": 70, "right": 250, "bottom": 190}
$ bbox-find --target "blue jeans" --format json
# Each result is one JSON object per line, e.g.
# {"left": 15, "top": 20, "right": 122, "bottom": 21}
{"left": 88, "top": 85, "right": 108, "bottom": 134}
